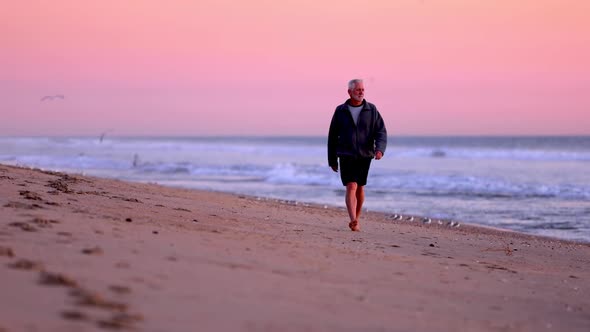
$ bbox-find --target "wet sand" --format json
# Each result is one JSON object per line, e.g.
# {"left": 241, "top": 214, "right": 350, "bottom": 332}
{"left": 0, "top": 164, "right": 588, "bottom": 331}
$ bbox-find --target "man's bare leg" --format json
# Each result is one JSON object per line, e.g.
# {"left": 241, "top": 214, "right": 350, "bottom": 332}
{"left": 345, "top": 182, "right": 360, "bottom": 231}
{"left": 355, "top": 185, "right": 365, "bottom": 222}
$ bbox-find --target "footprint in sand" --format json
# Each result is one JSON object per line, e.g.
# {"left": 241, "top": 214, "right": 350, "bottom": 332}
{"left": 8, "top": 259, "right": 44, "bottom": 270}
{"left": 70, "top": 288, "right": 128, "bottom": 311}
{"left": 81, "top": 247, "right": 103, "bottom": 255}
{"left": 8, "top": 222, "right": 37, "bottom": 232}
{"left": 109, "top": 285, "right": 132, "bottom": 295}
{"left": 19, "top": 190, "right": 43, "bottom": 201}
{"left": 0, "top": 246, "right": 15, "bottom": 257}
{"left": 39, "top": 271, "right": 79, "bottom": 287}
{"left": 61, "top": 310, "right": 89, "bottom": 321}
{"left": 115, "top": 261, "right": 130, "bottom": 269}
{"left": 3, "top": 202, "right": 44, "bottom": 210}
{"left": 31, "top": 217, "right": 60, "bottom": 228}
{"left": 98, "top": 312, "right": 144, "bottom": 330}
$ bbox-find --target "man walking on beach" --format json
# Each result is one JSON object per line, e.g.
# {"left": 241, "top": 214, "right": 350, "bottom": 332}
{"left": 328, "top": 79, "right": 387, "bottom": 231}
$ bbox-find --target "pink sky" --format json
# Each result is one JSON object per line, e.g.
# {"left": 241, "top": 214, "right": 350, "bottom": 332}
{"left": 1, "top": 0, "right": 589, "bottom": 136}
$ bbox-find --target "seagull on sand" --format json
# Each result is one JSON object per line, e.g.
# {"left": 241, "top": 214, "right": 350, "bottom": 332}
{"left": 447, "top": 221, "right": 460, "bottom": 228}
{"left": 41, "top": 94, "right": 65, "bottom": 102}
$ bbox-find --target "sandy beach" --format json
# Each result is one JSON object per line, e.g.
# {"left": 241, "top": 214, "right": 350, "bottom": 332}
{"left": 0, "top": 164, "right": 588, "bottom": 331}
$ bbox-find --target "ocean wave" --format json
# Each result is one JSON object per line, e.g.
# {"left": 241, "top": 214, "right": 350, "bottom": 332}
{"left": 392, "top": 147, "right": 590, "bottom": 161}
{"left": 1, "top": 154, "right": 130, "bottom": 170}
{"left": 372, "top": 173, "right": 590, "bottom": 200}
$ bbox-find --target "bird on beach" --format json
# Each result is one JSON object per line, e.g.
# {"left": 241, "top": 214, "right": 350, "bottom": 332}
{"left": 422, "top": 217, "right": 432, "bottom": 224}
{"left": 447, "top": 221, "right": 460, "bottom": 228}
{"left": 405, "top": 216, "right": 414, "bottom": 222}
{"left": 41, "top": 94, "right": 65, "bottom": 102}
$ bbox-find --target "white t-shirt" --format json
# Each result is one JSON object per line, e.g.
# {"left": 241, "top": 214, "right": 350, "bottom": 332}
{"left": 348, "top": 105, "right": 363, "bottom": 125}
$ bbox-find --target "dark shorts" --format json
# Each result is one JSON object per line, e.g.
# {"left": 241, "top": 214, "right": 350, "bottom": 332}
{"left": 339, "top": 157, "right": 372, "bottom": 186}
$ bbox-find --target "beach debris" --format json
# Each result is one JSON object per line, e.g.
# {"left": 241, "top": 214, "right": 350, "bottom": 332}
{"left": 47, "top": 179, "right": 73, "bottom": 193}
{"left": 192, "top": 219, "right": 199, "bottom": 222}
{"left": 125, "top": 218, "right": 133, "bottom": 222}
{"left": 429, "top": 243, "right": 435, "bottom": 247}
{"left": 422, "top": 218, "right": 432, "bottom": 224}
{"left": 152, "top": 231, "right": 159, "bottom": 234}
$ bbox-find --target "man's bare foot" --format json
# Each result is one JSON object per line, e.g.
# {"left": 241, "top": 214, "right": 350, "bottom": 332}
{"left": 349, "top": 220, "right": 360, "bottom": 231}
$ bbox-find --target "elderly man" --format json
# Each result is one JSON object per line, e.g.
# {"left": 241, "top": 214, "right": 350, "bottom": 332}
{"left": 328, "top": 79, "right": 387, "bottom": 231}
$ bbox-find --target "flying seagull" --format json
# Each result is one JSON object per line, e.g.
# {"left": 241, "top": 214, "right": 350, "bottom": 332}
{"left": 41, "top": 95, "right": 65, "bottom": 102}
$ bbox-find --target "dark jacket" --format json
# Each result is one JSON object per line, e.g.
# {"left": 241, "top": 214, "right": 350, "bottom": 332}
{"left": 328, "top": 99, "right": 387, "bottom": 167}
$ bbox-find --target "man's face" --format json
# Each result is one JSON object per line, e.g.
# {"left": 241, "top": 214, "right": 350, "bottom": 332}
{"left": 348, "top": 82, "right": 365, "bottom": 103}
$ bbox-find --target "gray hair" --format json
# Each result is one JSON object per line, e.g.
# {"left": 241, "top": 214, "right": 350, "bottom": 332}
{"left": 348, "top": 79, "right": 363, "bottom": 90}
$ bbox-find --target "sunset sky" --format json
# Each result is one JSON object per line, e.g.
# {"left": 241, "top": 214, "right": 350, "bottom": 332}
{"left": 1, "top": 0, "right": 589, "bottom": 136}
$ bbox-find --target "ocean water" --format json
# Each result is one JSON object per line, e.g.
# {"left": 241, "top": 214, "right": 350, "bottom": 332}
{"left": 1, "top": 136, "right": 589, "bottom": 243}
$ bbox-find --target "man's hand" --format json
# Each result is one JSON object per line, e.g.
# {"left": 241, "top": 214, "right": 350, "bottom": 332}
{"left": 375, "top": 151, "right": 383, "bottom": 160}
{"left": 330, "top": 165, "right": 338, "bottom": 172}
